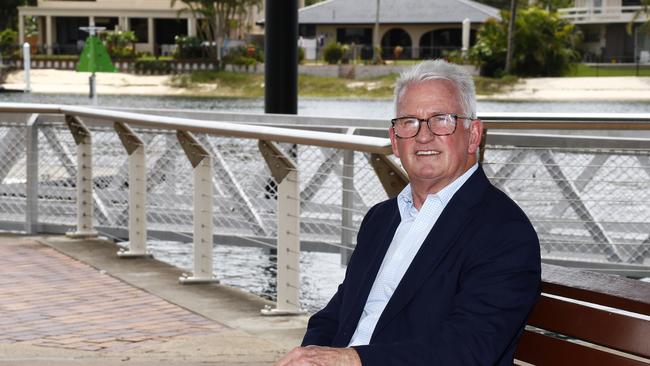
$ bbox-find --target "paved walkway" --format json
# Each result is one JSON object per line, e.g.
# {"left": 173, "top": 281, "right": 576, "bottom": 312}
{"left": 0, "top": 235, "right": 307, "bottom": 365}
{"left": 0, "top": 238, "right": 225, "bottom": 351}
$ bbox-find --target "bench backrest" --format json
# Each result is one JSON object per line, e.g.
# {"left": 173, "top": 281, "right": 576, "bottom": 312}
{"left": 515, "top": 264, "right": 650, "bottom": 365}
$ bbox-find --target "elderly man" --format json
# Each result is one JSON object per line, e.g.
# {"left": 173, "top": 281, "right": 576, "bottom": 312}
{"left": 274, "top": 60, "right": 541, "bottom": 366}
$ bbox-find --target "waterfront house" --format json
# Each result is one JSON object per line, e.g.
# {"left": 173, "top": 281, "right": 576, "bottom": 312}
{"left": 16, "top": 0, "right": 263, "bottom": 56}
{"left": 558, "top": 0, "right": 650, "bottom": 63}
{"left": 296, "top": 0, "right": 500, "bottom": 59}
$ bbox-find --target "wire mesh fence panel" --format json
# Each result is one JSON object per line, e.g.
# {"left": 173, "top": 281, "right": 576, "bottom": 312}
{"left": 1, "top": 113, "right": 649, "bottom": 270}
{"left": 37, "top": 124, "right": 78, "bottom": 227}
{"left": 206, "top": 135, "right": 276, "bottom": 239}
{"left": 0, "top": 123, "right": 27, "bottom": 223}
{"left": 144, "top": 131, "right": 195, "bottom": 235}
{"left": 483, "top": 145, "right": 650, "bottom": 265}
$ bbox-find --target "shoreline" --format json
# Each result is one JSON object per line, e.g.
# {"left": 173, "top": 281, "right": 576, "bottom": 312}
{"left": 2, "top": 69, "right": 650, "bottom": 102}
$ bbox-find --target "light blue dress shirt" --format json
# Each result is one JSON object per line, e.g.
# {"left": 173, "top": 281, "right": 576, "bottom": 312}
{"left": 348, "top": 163, "right": 479, "bottom": 347}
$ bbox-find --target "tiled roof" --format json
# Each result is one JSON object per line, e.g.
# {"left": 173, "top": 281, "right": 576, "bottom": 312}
{"left": 299, "top": 0, "right": 500, "bottom": 24}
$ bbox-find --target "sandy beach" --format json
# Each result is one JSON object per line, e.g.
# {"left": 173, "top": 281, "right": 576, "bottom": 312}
{"left": 2, "top": 68, "right": 650, "bottom": 101}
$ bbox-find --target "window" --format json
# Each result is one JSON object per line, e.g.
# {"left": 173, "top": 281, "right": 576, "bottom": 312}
{"left": 130, "top": 18, "right": 148, "bottom": 43}
{"left": 95, "top": 17, "right": 118, "bottom": 31}
{"left": 299, "top": 25, "right": 316, "bottom": 38}
{"left": 336, "top": 28, "right": 372, "bottom": 44}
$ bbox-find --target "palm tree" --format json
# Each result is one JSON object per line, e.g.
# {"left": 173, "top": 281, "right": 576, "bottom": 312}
{"left": 627, "top": 0, "right": 650, "bottom": 36}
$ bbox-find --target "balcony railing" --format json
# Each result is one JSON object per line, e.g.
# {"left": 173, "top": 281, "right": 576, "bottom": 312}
{"left": 558, "top": 5, "right": 646, "bottom": 23}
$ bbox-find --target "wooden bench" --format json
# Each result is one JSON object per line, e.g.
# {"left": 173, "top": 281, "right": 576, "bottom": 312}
{"left": 515, "top": 263, "right": 650, "bottom": 365}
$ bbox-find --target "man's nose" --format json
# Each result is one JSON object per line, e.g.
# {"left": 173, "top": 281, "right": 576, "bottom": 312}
{"left": 415, "top": 121, "right": 435, "bottom": 142}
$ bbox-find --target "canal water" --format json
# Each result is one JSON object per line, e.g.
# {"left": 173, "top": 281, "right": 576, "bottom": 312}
{"left": 2, "top": 92, "right": 649, "bottom": 312}
{"left": 2, "top": 93, "right": 650, "bottom": 117}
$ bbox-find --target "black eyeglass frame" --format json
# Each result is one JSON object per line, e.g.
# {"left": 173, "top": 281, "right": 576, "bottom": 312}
{"left": 390, "top": 113, "right": 473, "bottom": 139}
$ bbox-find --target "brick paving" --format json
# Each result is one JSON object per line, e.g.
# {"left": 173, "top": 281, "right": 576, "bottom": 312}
{"left": 0, "top": 238, "right": 226, "bottom": 352}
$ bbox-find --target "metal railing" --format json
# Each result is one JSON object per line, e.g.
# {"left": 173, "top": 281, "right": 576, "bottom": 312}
{"left": 0, "top": 103, "right": 649, "bottom": 312}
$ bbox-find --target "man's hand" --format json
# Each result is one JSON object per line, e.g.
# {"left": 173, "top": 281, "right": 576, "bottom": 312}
{"left": 273, "top": 345, "right": 362, "bottom": 366}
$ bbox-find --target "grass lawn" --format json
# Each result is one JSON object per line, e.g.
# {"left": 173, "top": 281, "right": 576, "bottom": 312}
{"left": 168, "top": 70, "right": 518, "bottom": 98}
{"left": 568, "top": 63, "right": 650, "bottom": 77}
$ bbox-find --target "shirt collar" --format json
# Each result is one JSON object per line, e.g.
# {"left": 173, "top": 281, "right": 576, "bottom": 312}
{"left": 397, "top": 163, "right": 479, "bottom": 220}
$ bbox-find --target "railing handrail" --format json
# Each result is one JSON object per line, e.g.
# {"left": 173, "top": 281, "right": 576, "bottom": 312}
{"left": 488, "top": 131, "right": 650, "bottom": 149}
{"left": 2, "top": 103, "right": 650, "bottom": 131}
{"left": 0, "top": 103, "right": 393, "bottom": 155}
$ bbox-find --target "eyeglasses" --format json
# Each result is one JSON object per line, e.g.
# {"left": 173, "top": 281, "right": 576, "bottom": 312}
{"left": 390, "top": 113, "right": 472, "bottom": 138}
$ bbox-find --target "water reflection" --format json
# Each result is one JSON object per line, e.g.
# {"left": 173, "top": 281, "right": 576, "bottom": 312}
{"left": 139, "top": 241, "right": 344, "bottom": 312}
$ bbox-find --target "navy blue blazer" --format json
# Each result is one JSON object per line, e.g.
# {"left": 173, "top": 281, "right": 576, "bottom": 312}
{"left": 302, "top": 166, "right": 541, "bottom": 365}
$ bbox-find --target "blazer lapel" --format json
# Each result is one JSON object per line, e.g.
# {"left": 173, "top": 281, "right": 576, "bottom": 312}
{"left": 370, "top": 167, "right": 491, "bottom": 339}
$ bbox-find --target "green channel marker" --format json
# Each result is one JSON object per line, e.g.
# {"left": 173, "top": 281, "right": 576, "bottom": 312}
{"left": 76, "top": 35, "right": 117, "bottom": 73}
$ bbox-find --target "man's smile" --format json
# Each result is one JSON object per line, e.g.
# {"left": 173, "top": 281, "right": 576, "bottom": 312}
{"left": 415, "top": 149, "right": 441, "bottom": 156}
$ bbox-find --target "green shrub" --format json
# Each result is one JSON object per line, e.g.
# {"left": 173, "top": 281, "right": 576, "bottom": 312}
{"left": 222, "top": 45, "right": 263, "bottom": 69}
{"left": 134, "top": 59, "right": 172, "bottom": 74}
{"left": 298, "top": 46, "right": 305, "bottom": 64}
{"left": 174, "top": 35, "right": 203, "bottom": 59}
{"left": 225, "top": 45, "right": 264, "bottom": 63}
{"left": 32, "top": 54, "right": 78, "bottom": 61}
{"left": 469, "top": 7, "right": 580, "bottom": 77}
{"left": 323, "top": 42, "right": 343, "bottom": 64}
{"left": 0, "top": 29, "right": 17, "bottom": 54}
{"left": 442, "top": 49, "right": 468, "bottom": 65}
{"left": 341, "top": 44, "right": 351, "bottom": 64}
{"left": 103, "top": 30, "right": 137, "bottom": 59}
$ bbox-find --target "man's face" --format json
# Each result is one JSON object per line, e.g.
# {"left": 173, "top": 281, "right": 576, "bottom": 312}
{"left": 389, "top": 79, "right": 482, "bottom": 193}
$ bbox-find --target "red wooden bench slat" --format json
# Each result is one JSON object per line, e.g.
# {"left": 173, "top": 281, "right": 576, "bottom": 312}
{"left": 515, "top": 330, "right": 650, "bottom": 366}
{"left": 541, "top": 264, "right": 650, "bottom": 316}
{"left": 526, "top": 294, "right": 650, "bottom": 358}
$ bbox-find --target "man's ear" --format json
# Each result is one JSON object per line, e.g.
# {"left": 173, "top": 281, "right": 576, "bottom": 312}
{"left": 389, "top": 126, "right": 400, "bottom": 158}
{"left": 467, "top": 119, "right": 483, "bottom": 154}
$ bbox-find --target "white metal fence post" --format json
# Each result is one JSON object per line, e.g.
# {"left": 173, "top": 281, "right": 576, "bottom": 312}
{"left": 64, "top": 115, "right": 98, "bottom": 238}
{"left": 259, "top": 140, "right": 305, "bottom": 315}
{"left": 22, "top": 43, "right": 31, "bottom": 92}
{"left": 114, "top": 122, "right": 149, "bottom": 257}
{"left": 341, "top": 149, "right": 355, "bottom": 265}
{"left": 340, "top": 128, "right": 356, "bottom": 265}
{"left": 25, "top": 114, "right": 40, "bottom": 234}
{"left": 177, "top": 130, "right": 217, "bottom": 284}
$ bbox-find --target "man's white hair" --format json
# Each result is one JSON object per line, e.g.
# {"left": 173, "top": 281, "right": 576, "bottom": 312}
{"left": 394, "top": 59, "right": 477, "bottom": 128}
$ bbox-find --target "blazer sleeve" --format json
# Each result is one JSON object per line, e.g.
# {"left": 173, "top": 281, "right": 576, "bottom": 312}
{"left": 302, "top": 204, "right": 381, "bottom": 347}
{"left": 301, "top": 282, "right": 344, "bottom": 346}
{"left": 352, "top": 219, "right": 541, "bottom": 365}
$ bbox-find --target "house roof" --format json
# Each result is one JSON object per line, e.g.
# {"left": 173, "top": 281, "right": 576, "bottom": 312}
{"left": 299, "top": 0, "right": 500, "bottom": 24}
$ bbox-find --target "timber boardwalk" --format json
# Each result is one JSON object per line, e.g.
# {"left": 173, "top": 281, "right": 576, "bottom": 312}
{"left": 0, "top": 234, "right": 308, "bottom": 365}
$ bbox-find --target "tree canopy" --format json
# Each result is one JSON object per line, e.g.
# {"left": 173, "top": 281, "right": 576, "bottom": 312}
{"left": 0, "top": 0, "right": 36, "bottom": 31}
{"left": 627, "top": 0, "right": 650, "bottom": 36}
{"left": 469, "top": 7, "right": 581, "bottom": 77}
{"left": 171, "top": 0, "right": 262, "bottom": 61}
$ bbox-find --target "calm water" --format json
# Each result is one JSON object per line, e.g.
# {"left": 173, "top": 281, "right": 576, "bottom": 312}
{"left": 2, "top": 93, "right": 650, "bottom": 117}
{"left": 4, "top": 92, "right": 649, "bottom": 312}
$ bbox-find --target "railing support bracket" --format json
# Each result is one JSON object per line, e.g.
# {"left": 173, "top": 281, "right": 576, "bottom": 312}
{"left": 177, "top": 130, "right": 217, "bottom": 284}
{"left": 369, "top": 153, "right": 408, "bottom": 198}
{"left": 259, "top": 140, "right": 305, "bottom": 316}
{"left": 114, "top": 122, "right": 151, "bottom": 258}
{"left": 64, "top": 115, "right": 98, "bottom": 239}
